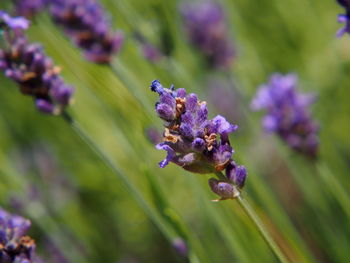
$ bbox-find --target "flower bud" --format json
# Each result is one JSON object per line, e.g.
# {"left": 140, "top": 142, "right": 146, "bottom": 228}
{"left": 208, "top": 178, "right": 239, "bottom": 200}
{"left": 226, "top": 161, "right": 247, "bottom": 189}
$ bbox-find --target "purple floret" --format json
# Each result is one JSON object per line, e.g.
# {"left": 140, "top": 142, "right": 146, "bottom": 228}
{"left": 251, "top": 73, "right": 319, "bottom": 158}
{"left": 336, "top": 0, "right": 350, "bottom": 37}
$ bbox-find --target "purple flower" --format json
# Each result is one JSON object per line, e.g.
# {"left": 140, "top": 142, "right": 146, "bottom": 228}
{"left": 0, "top": 19, "right": 74, "bottom": 115}
{"left": 0, "top": 208, "right": 42, "bottom": 263}
{"left": 207, "top": 78, "right": 242, "bottom": 124}
{"left": 141, "top": 43, "right": 163, "bottom": 63}
{"left": 151, "top": 80, "right": 246, "bottom": 199}
{"left": 181, "top": 1, "right": 235, "bottom": 69}
{"left": 145, "top": 126, "right": 162, "bottom": 145}
{"left": 14, "top": 0, "right": 47, "bottom": 18}
{"left": 49, "top": 0, "right": 123, "bottom": 64}
{"left": 336, "top": 0, "right": 350, "bottom": 37}
{"left": 0, "top": 11, "right": 30, "bottom": 30}
{"left": 133, "top": 33, "right": 164, "bottom": 63}
{"left": 251, "top": 73, "right": 319, "bottom": 158}
{"left": 225, "top": 161, "right": 247, "bottom": 189}
{"left": 172, "top": 238, "right": 188, "bottom": 258}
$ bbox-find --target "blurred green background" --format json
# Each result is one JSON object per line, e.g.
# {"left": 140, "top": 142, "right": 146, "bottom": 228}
{"left": 0, "top": 0, "right": 350, "bottom": 262}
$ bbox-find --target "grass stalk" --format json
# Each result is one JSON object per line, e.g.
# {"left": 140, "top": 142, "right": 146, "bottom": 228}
{"left": 215, "top": 171, "right": 289, "bottom": 263}
{"left": 235, "top": 195, "right": 289, "bottom": 263}
{"left": 61, "top": 112, "right": 177, "bottom": 244}
{"left": 316, "top": 162, "right": 350, "bottom": 219}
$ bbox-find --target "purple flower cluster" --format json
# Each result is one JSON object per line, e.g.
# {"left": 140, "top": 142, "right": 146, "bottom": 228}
{"left": 49, "top": 0, "right": 123, "bottom": 64}
{"left": 336, "top": 0, "right": 350, "bottom": 37}
{"left": 181, "top": 1, "right": 235, "bottom": 69}
{"left": 14, "top": 0, "right": 47, "bottom": 18}
{"left": 0, "top": 208, "right": 41, "bottom": 263}
{"left": 150, "top": 80, "right": 246, "bottom": 200}
{"left": 0, "top": 12, "right": 74, "bottom": 114}
{"left": 251, "top": 73, "right": 319, "bottom": 158}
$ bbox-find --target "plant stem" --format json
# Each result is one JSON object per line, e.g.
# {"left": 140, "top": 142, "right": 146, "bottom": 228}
{"left": 214, "top": 171, "right": 288, "bottom": 262}
{"left": 61, "top": 112, "right": 209, "bottom": 262}
{"left": 236, "top": 195, "right": 289, "bottom": 263}
{"left": 108, "top": 62, "right": 154, "bottom": 116}
{"left": 316, "top": 162, "right": 350, "bottom": 219}
{"left": 61, "top": 111, "right": 176, "bottom": 241}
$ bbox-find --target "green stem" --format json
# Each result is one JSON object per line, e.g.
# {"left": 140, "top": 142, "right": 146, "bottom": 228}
{"left": 62, "top": 112, "right": 208, "bottom": 262}
{"left": 108, "top": 62, "right": 154, "bottom": 117}
{"left": 214, "top": 171, "right": 289, "bottom": 262}
{"left": 316, "top": 162, "right": 350, "bottom": 219}
{"left": 61, "top": 112, "right": 176, "bottom": 241}
{"left": 236, "top": 195, "right": 289, "bottom": 263}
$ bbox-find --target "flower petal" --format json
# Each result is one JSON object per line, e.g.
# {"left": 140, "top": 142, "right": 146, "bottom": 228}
{"left": 156, "top": 143, "right": 176, "bottom": 168}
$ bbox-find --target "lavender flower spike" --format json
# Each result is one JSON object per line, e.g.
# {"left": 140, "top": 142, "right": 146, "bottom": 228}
{"left": 0, "top": 12, "right": 74, "bottom": 115}
{"left": 336, "top": 0, "right": 350, "bottom": 37}
{"left": 150, "top": 80, "right": 247, "bottom": 200}
{"left": 0, "top": 208, "right": 43, "bottom": 263}
{"left": 251, "top": 73, "right": 319, "bottom": 158}
{"left": 181, "top": 1, "right": 235, "bottom": 69}
{"left": 49, "top": 0, "right": 123, "bottom": 64}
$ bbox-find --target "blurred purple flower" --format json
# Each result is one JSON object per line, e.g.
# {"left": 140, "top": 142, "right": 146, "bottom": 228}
{"left": 181, "top": 1, "right": 235, "bottom": 69}
{"left": 14, "top": 0, "right": 47, "bottom": 18}
{"left": 172, "top": 238, "right": 188, "bottom": 258}
{"left": 134, "top": 33, "right": 164, "bottom": 63}
{"left": 44, "top": 238, "right": 70, "bottom": 263}
{"left": 251, "top": 73, "right": 319, "bottom": 158}
{"left": 49, "top": 0, "right": 123, "bottom": 64}
{"left": 0, "top": 208, "right": 42, "bottom": 263}
{"left": 0, "top": 13, "right": 74, "bottom": 115}
{"left": 207, "top": 78, "right": 242, "bottom": 123}
{"left": 141, "top": 43, "right": 163, "bottom": 63}
{"left": 9, "top": 144, "right": 77, "bottom": 213}
{"left": 145, "top": 126, "right": 162, "bottom": 145}
{"left": 150, "top": 80, "right": 246, "bottom": 199}
{"left": 0, "top": 11, "right": 30, "bottom": 30}
{"left": 336, "top": 0, "right": 350, "bottom": 37}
